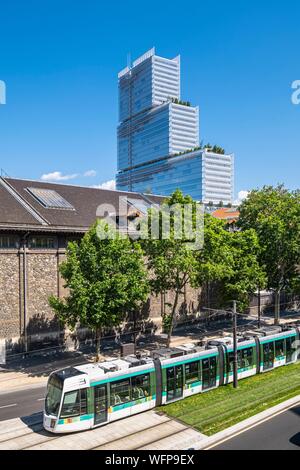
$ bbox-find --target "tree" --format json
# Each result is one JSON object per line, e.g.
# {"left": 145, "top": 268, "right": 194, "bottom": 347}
{"left": 141, "top": 190, "right": 200, "bottom": 347}
{"left": 193, "top": 214, "right": 234, "bottom": 311}
{"left": 193, "top": 214, "right": 265, "bottom": 312}
{"left": 194, "top": 214, "right": 233, "bottom": 283}
{"left": 220, "top": 229, "right": 266, "bottom": 311}
{"left": 49, "top": 220, "right": 149, "bottom": 360}
{"left": 238, "top": 185, "right": 300, "bottom": 323}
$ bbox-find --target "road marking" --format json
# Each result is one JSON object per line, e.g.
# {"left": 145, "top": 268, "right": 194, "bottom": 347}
{"left": 205, "top": 404, "right": 298, "bottom": 449}
{"left": 37, "top": 398, "right": 45, "bottom": 401}
{"left": 0, "top": 403, "right": 17, "bottom": 409}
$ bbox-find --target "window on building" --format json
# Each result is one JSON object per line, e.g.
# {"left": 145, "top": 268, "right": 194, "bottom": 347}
{"left": 110, "top": 379, "right": 131, "bottom": 406}
{"left": 0, "top": 235, "right": 19, "bottom": 249}
{"left": 29, "top": 236, "right": 56, "bottom": 249}
{"left": 131, "top": 373, "right": 150, "bottom": 400}
{"left": 185, "top": 361, "right": 200, "bottom": 385}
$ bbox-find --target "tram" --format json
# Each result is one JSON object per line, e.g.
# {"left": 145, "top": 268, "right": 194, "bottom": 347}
{"left": 43, "top": 325, "right": 300, "bottom": 433}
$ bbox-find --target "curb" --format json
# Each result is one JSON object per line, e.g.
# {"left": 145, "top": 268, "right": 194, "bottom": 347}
{"left": 188, "top": 394, "right": 300, "bottom": 450}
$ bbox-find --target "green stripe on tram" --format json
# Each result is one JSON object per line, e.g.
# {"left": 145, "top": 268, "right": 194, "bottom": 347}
{"left": 90, "top": 368, "right": 155, "bottom": 387}
{"left": 260, "top": 334, "right": 296, "bottom": 344}
{"left": 162, "top": 353, "right": 218, "bottom": 369}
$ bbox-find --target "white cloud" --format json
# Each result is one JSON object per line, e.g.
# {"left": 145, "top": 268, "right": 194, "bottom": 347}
{"left": 83, "top": 169, "right": 97, "bottom": 177}
{"left": 41, "top": 171, "right": 78, "bottom": 182}
{"left": 238, "top": 190, "right": 249, "bottom": 201}
{"left": 40, "top": 169, "right": 97, "bottom": 182}
{"left": 92, "top": 179, "right": 116, "bottom": 191}
{"left": 234, "top": 190, "right": 249, "bottom": 206}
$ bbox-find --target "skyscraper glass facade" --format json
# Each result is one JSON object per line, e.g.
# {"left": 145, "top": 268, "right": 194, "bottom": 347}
{"left": 116, "top": 48, "right": 234, "bottom": 204}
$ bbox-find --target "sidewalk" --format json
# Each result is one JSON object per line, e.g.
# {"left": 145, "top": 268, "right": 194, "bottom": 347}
{"left": 0, "top": 410, "right": 205, "bottom": 450}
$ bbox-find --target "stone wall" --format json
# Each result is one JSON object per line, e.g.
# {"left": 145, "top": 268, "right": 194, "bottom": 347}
{"left": 0, "top": 252, "right": 21, "bottom": 339}
{"left": 26, "top": 251, "right": 60, "bottom": 335}
{"left": 0, "top": 243, "right": 203, "bottom": 353}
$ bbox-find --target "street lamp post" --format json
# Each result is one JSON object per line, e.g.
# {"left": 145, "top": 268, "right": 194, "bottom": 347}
{"left": 232, "top": 300, "right": 238, "bottom": 389}
{"left": 257, "top": 288, "right": 261, "bottom": 329}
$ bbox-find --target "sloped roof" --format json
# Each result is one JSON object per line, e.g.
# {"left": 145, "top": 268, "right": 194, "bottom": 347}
{"left": 212, "top": 207, "right": 240, "bottom": 223}
{"left": 0, "top": 177, "right": 164, "bottom": 232}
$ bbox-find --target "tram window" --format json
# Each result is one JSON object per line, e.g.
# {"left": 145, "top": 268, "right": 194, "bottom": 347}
{"left": 263, "top": 342, "right": 274, "bottom": 370}
{"left": 60, "top": 390, "right": 80, "bottom": 418}
{"left": 166, "top": 365, "right": 183, "bottom": 401}
{"left": 80, "top": 389, "right": 87, "bottom": 415}
{"left": 275, "top": 340, "right": 284, "bottom": 358}
{"left": 110, "top": 379, "right": 131, "bottom": 405}
{"left": 131, "top": 373, "right": 150, "bottom": 400}
{"left": 240, "top": 348, "right": 253, "bottom": 368}
{"left": 185, "top": 361, "right": 200, "bottom": 384}
{"left": 228, "top": 352, "right": 234, "bottom": 372}
{"left": 45, "top": 375, "right": 63, "bottom": 417}
{"left": 228, "top": 350, "right": 252, "bottom": 371}
{"left": 286, "top": 337, "right": 294, "bottom": 363}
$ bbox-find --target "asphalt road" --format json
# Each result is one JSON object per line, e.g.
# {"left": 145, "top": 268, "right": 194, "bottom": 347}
{"left": 0, "top": 385, "right": 46, "bottom": 422}
{"left": 211, "top": 405, "right": 300, "bottom": 450}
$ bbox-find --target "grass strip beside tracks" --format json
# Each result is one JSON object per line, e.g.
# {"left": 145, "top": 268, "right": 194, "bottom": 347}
{"left": 159, "top": 362, "right": 300, "bottom": 435}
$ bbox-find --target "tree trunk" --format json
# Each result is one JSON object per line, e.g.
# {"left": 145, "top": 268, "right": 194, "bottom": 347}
{"left": 167, "top": 290, "right": 179, "bottom": 348}
{"left": 274, "top": 291, "right": 281, "bottom": 325}
{"left": 95, "top": 327, "right": 101, "bottom": 362}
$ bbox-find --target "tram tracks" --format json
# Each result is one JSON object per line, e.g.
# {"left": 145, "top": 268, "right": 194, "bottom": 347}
{"left": 0, "top": 410, "right": 196, "bottom": 450}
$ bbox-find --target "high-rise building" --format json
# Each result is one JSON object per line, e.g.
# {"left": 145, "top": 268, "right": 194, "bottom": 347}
{"left": 116, "top": 48, "right": 234, "bottom": 204}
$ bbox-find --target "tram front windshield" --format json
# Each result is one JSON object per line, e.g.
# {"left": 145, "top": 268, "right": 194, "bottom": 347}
{"left": 45, "top": 374, "right": 63, "bottom": 417}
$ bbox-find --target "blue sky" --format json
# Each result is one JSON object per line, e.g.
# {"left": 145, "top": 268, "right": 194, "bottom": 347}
{"left": 0, "top": 0, "right": 299, "bottom": 198}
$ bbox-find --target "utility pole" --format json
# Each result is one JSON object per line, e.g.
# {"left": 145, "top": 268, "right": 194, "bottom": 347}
{"left": 232, "top": 300, "right": 238, "bottom": 389}
{"left": 257, "top": 287, "right": 261, "bottom": 329}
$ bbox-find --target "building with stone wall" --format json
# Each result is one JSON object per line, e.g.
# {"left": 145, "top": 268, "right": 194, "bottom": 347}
{"left": 0, "top": 177, "right": 202, "bottom": 359}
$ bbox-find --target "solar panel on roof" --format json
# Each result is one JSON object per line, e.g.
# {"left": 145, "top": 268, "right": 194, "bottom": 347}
{"left": 27, "top": 187, "right": 75, "bottom": 210}
{"left": 126, "top": 197, "right": 152, "bottom": 216}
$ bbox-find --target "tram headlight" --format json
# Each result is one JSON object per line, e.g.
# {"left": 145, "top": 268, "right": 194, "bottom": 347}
{"left": 50, "top": 419, "right": 56, "bottom": 429}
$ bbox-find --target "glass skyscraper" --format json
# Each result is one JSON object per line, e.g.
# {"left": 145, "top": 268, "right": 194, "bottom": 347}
{"left": 116, "top": 48, "right": 234, "bottom": 204}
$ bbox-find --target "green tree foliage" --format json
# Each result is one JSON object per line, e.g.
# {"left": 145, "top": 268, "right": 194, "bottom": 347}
{"left": 238, "top": 185, "right": 300, "bottom": 322}
{"left": 220, "top": 229, "right": 266, "bottom": 311}
{"left": 194, "top": 214, "right": 233, "bottom": 285}
{"left": 49, "top": 220, "right": 149, "bottom": 360}
{"left": 142, "top": 189, "right": 265, "bottom": 343}
{"left": 204, "top": 144, "right": 225, "bottom": 155}
{"left": 194, "top": 216, "right": 264, "bottom": 312}
{"left": 141, "top": 190, "right": 200, "bottom": 346}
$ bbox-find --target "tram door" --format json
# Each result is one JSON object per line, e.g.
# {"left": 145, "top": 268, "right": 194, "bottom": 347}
{"left": 263, "top": 342, "right": 274, "bottom": 370}
{"left": 166, "top": 365, "right": 183, "bottom": 402}
{"left": 94, "top": 384, "right": 108, "bottom": 425}
{"left": 286, "top": 337, "right": 294, "bottom": 364}
{"left": 202, "top": 356, "right": 217, "bottom": 390}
